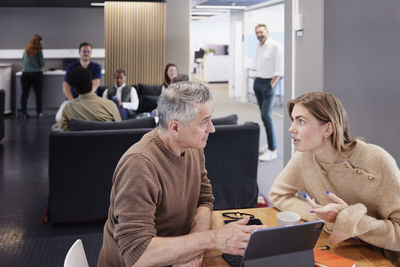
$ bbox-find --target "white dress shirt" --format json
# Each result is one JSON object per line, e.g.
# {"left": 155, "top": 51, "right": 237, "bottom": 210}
{"left": 102, "top": 83, "right": 139, "bottom": 111}
{"left": 255, "top": 38, "right": 284, "bottom": 79}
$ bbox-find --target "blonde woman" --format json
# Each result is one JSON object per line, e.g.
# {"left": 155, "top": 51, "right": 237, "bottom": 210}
{"left": 269, "top": 92, "right": 400, "bottom": 265}
{"left": 21, "top": 34, "right": 45, "bottom": 118}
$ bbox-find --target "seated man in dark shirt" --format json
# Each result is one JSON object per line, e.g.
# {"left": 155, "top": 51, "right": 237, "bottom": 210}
{"left": 63, "top": 42, "right": 101, "bottom": 100}
{"left": 56, "top": 42, "right": 102, "bottom": 122}
{"left": 58, "top": 67, "right": 121, "bottom": 131}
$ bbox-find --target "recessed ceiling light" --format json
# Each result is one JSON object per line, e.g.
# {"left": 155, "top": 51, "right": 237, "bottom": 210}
{"left": 90, "top": 3, "right": 104, "bottom": 7}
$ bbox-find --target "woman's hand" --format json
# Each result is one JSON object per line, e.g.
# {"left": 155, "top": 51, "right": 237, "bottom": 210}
{"left": 305, "top": 191, "right": 349, "bottom": 223}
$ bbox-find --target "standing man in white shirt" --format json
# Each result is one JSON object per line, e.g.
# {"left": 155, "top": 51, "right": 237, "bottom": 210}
{"left": 102, "top": 69, "right": 139, "bottom": 120}
{"left": 254, "top": 24, "right": 284, "bottom": 161}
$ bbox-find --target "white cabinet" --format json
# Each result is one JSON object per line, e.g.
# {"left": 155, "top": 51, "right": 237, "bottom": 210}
{"left": 203, "top": 54, "right": 229, "bottom": 82}
{"left": 0, "top": 64, "right": 12, "bottom": 114}
{"left": 195, "top": 54, "right": 229, "bottom": 83}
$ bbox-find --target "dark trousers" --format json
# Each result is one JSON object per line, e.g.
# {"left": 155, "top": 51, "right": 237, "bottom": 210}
{"left": 111, "top": 97, "right": 135, "bottom": 120}
{"left": 253, "top": 77, "right": 277, "bottom": 151}
{"left": 21, "top": 72, "right": 43, "bottom": 114}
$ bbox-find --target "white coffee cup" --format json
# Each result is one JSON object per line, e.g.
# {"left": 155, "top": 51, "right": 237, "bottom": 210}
{"left": 277, "top": 211, "right": 301, "bottom": 226}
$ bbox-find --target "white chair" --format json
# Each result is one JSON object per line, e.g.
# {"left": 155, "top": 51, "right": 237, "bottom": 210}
{"left": 64, "top": 239, "right": 89, "bottom": 267}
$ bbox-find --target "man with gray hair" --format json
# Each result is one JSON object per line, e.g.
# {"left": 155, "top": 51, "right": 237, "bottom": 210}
{"left": 98, "top": 81, "right": 264, "bottom": 267}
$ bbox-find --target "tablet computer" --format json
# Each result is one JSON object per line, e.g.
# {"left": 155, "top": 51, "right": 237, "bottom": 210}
{"left": 222, "top": 220, "right": 325, "bottom": 267}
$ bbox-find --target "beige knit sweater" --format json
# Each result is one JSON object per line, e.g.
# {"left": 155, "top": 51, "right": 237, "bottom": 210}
{"left": 269, "top": 141, "right": 400, "bottom": 265}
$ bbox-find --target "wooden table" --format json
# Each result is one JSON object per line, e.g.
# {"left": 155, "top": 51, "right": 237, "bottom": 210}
{"left": 202, "top": 207, "right": 394, "bottom": 267}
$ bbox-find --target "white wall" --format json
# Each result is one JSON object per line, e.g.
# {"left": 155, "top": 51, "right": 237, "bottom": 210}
{"left": 190, "top": 14, "right": 230, "bottom": 73}
{"left": 166, "top": 0, "right": 191, "bottom": 76}
{"left": 229, "top": 11, "right": 245, "bottom": 99}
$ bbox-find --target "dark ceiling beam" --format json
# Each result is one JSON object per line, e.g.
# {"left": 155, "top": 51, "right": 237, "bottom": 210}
{"left": 0, "top": 0, "right": 165, "bottom": 7}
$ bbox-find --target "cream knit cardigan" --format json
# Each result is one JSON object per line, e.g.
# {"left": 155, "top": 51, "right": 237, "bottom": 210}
{"left": 269, "top": 141, "right": 400, "bottom": 264}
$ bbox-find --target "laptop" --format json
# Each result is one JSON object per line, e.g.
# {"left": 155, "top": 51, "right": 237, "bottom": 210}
{"left": 222, "top": 220, "right": 325, "bottom": 267}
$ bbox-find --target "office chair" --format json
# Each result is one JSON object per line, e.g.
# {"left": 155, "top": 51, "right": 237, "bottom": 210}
{"left": 64, "top": 239, "right": 89, "bottom": 267}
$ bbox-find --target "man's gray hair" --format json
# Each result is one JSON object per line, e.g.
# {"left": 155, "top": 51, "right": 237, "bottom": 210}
{"left": 158, "top": 81, "right": 213, "bottom": 130}
{"left": 255, "top": 24, "right": 269, "bottom": 31}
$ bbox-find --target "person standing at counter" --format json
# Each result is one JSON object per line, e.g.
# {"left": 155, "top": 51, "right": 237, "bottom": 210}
{"left": 21, "top": 34, "right": 45, "bottom": 119}
{"left": 56, "top": 42, "right": 101, "bottom": 122}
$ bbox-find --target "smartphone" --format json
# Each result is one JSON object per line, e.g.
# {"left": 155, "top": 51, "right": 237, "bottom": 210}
{"left": 224, "top": 218, "right": 263, "bottom": 225}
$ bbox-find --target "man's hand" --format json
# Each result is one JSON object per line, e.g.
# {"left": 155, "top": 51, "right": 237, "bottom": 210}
{"left": 270, "top": 76, "right": 280, "bottom": 89}
{"left": 305, "top": 191, "right": 349, "bottom": 223}
{"left": 172, "top": 255, "right": 203, "bottom": 267}
{"left": 62, "top": 81, "right": 74, "bottom": 101}
{"left": 213, "top": 217, "right": 266, "bottom": 255}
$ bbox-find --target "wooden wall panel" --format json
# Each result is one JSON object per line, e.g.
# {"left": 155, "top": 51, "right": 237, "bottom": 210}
{"left": 105, "top": 1, "right": 165, "bottom": 86}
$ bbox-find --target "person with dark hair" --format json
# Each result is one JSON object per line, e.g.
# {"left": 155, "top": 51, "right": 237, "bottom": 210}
{"left": 269, "top": 92, "right": 400, "bottom": 265}
{"left": 56, "top": 42, "right": 102, "bottom": 122}
{"left": 98, "top": 81, "right": 265, "bottom": 267}
{"left": 254, "top": 24, "right": 284, "bottom": 162}
{"left": 63, "top": 42, "right": 101, "bottom": 100}
{"left": 162, "top": 63, "right": 178, "bottom": 90}
{"left": 102, "top": 69, "right": 139, "bottom": 120}
{"left": 21, "top": 34, "right": 45, "bottom": 118}
{"left": 58, "top": 67, "right": 121, "bottom": 131}
{"left": 172, "top": 74, "right": 190, "bottom": 83}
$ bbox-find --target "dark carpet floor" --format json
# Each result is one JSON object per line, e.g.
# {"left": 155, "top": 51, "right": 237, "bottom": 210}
{"left": 0, "top": 113, "right": 103, "bottom": 267}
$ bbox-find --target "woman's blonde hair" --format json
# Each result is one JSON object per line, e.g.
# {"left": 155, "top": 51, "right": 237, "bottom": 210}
{"left": 25, "top": 34, "right": 43, "bottom": 57}
{"left": 288, "top": 92, "right": 360, "bottom": 155}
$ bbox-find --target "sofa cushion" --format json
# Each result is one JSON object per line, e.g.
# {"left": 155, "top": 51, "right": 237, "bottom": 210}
{"left": 137, "top": 95, "right": 159, "bottom": 114}
{"left": 137, "top": 83, "right": 162, "bottom": 96}
{"left": 68, "top": 117, "right": 155, "bottom": 131}
{"left": 96, "top": 85, "right": 108, "bottom": 97}
{"left": 211, "top": 114, "right": 238, "bottom": 125}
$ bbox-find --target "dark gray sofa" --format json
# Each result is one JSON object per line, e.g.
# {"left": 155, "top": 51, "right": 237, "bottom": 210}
{"left": 47, "top": 116, "right": 259, "bottom": 223}
{"left": 47, "top": 127, "right": 154, "bottom": 223}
